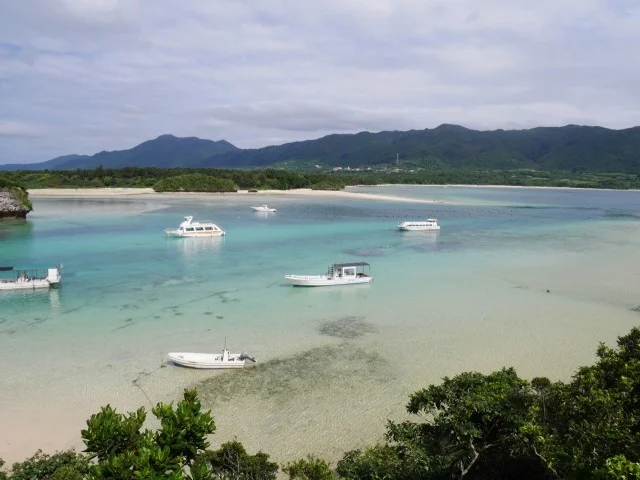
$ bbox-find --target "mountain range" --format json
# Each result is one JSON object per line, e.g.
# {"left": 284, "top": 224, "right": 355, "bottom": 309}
{"left": 2, "top": 124, "right": 640, "bottom": 173}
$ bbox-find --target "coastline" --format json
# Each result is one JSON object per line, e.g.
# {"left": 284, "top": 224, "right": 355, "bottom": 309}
{"left": 374, "top": 183, "right": 640, "bottom": 192}
{"left": 4, "top": 187, "right": 640, "bottom": 466}
{"left": 26, "top": 187, "right": 449, "bottom": 205}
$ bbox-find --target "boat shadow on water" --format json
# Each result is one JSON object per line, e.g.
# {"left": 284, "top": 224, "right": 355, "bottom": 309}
{"left": 398, "top": 230, "right": 441, "bottom": 253}
{"left": 168, "top": 235, "right": 225, "bottom": 258}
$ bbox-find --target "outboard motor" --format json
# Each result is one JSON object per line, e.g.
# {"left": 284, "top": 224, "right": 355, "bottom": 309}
{"left": 240, "top": 353, "right": 256, "bottom": 363}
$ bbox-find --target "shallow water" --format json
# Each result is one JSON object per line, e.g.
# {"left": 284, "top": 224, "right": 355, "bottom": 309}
{"left": 1, "top": 186, "right": 640, "bottom": 463}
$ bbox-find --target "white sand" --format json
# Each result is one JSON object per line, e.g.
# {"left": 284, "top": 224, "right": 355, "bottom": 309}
{"left": 27, "top": 187, "right": 449, "bottom": 205}
{"left": 27, "top": 188, "right": 155, "bottom": 196}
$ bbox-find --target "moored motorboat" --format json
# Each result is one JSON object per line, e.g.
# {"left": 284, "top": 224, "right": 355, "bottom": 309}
{"left": 0, "top": 265, "right": 62, "bottom": 291}
{"left": 167, "top": 341, "right": 255, "bottom": 369}
{"left": 251, "top": 204, "right": 277, "bottom": 213}
{"left": 164, "top": 216, "right": 225, "bottom": 237}
{"left": 396, "top": 219, "right": 440, "bottom": 231}
{"left": 285, "top": 262, "right": 372, "bottom": 287}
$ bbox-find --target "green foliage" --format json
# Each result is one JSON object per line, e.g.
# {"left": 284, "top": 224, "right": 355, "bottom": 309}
{"left": 82, "top": 389, "right": 216, "bottom": 479}
{"left": 153, "top": 389, "right": 215, "bottom": 464}
{"left": 527, "top": 328, "right": 640, "bottom": 479}
{"left": 3, "top": 166, "right": 640, "bottom": 192}
{"left": 310, "top": 180, "right": 346, "bottom": 190}
{"left": 0, "top": 176, "right": 19, "bottom": 188}
{"left": 193, "top": 441, "right": 278, "bottom": 480}
{"left": 81, "top": 405, "right": 146, "bottom": 462}
{"left": 595, "top": 455, "right": 640, "bottom": 480}
{"left": 5, "top": 450, "right": 90, "bottom": 480}
{"left": 385, "top": 368, "right": 540, "bottom": 478}
{"left": 282, "top": 455, "right": 335, "bottom": 480}
{"left": 336, "top": 444, "right": 418, "bottom": 480}
{"left": 153, "top": 173, "right": 238, "bottom": 192}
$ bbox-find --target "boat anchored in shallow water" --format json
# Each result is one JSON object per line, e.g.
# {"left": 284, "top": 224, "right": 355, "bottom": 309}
{"left": 164, "top": 216, "right": 225, "bottom": 237}
{"left": 0, "top": 265, "right": 62, "bottom": 291}
{"left": 250, "top": 204, "right": 277, "bottom": 212}
{"left": 396, "top": 219, "right": 440, "bottom": 231}
{"left": 167, "top": 341, "right": 256, "bottom": 369}
{"left": 285, "top": 262, "right": 372, "bottom": 287}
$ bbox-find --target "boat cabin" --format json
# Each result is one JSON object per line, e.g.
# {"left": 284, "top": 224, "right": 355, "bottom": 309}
{"left": 328, "top": 262, "right": 370, "bottom": 279}
{"left": 179, "top": 225, "right": 222, "bottom": 233}
{"left": 165, "top": 215, "right": 226, "bottom": 237}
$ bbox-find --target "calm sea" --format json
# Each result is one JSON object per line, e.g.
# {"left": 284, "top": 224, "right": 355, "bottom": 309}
{"left": 1, "top": 185, "right": 640, "bottom": 463}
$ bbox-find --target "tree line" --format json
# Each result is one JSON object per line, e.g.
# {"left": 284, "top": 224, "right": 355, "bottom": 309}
{"left": 2, "top": 327, "right": 640, "bottom": 479}
{"left": 0, "top": 167, "right": 346, "bottom": 191}
{"left": 2, "top": 167, "right": 640, "bottom": 192}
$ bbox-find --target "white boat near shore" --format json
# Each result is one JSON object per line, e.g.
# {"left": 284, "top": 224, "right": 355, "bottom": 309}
{"left": 0, "top": 265, "right": 62, "bottom": 291}
{"left": 251, "top": 204, "right": 277, "bottom": 212}
{"left": 396, "top": 219, "right": 440, "bottom": 231}
{"left": 164, "top": 216, "right": 225, "bottom": 237}
{"left": 285, "top": 262, "right": 372, "bottom": 287}
{"left": 167, "top": 341, "right": 255, "bottom": 369}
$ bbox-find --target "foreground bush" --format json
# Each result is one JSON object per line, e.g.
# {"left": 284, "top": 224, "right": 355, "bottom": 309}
{"left": 3, "top": 328, "right": 640, "bottom": 479}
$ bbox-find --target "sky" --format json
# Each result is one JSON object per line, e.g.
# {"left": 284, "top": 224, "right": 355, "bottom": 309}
{"left": 1, "top": 0, "right": 639, "bottom": 164}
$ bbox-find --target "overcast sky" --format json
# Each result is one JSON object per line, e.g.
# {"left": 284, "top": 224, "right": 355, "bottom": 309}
{"left": 1, "top": 0, "right": 639, "bottom": 163}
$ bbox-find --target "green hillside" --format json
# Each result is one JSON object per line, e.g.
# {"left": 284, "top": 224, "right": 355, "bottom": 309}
{"left": 201, "top": 124, "right": 640, "bottom": 173}
{"left": 1, "top": 135, "right": 238, "bottom": 171}
{"left": 2, "top": 125, "right": 640, "bottom": 173}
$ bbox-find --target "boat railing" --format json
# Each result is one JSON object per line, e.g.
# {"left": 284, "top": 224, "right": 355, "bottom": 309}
{"left": 4, "top": 268, "right": 50, "bottom": 281}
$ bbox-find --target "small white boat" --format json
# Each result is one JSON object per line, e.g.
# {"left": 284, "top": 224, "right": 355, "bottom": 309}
{"left": 396, "top": 219, "right": 440, "bottom": 231}
{"left": 251, "top": 204, "right": 277, "bottom": 213}
{"left": 285, "top": 262, "right": 372, "bottom": 287}
{"left": 164, "top": 216, "right": 225, "bottom": 237}
{"left": 167, "top": 342, "right": 255, "bottom": 369}
{"left": 0, "top": 265, "right": 62, "bottom": 291}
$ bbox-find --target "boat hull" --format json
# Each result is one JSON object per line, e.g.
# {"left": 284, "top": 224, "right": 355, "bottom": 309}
{"left": 0, "top": 280, "right": 55, "bottom": 290}
{"left": 396, "top": 225, "right": 440, "bottom": 231}
{"left": 165, "top": 230, "right": 225, "bottom": 237}
{"left": 167, "top": 352, "right": 245, "bottom": 369}
{"left": 284, "top": 274, "right": 372, "bottom": 287}
{"left": 251, "top": 207, "right": 276, "bottom": 212}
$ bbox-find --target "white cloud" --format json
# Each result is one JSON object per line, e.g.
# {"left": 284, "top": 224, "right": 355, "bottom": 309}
{"left": 0, "top": 0, "right": 638, "bottom": 163}
{"left": 0, "top": 121, "right": 42, "bottom": 137}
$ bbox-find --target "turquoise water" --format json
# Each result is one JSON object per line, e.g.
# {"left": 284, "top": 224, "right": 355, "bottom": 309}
{"left": 2, "top": 186, "right": 640, "bottom": 462}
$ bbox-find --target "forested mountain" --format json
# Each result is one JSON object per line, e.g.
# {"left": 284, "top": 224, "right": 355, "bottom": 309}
{"left": 0, "top": 154, "right": 91, "bottom": 171}
{"left": 0, "top": 135, "right": 238, "bottom": 171}
{"left": 200, "top": 124, "right": 640, "bottom": 172}
{"left": 3, "top": 125, "right": 640, "bottom": 173}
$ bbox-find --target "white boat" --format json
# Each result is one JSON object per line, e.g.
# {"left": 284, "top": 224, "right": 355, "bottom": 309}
{"left": 251, "top": 204, "right": 277, "bottom": 213}
{"left": 0, "top": 265, "right": 61, "bottom": 291}
{"left": 396, "top": 219, "right": 440, "bottom": 231}
{"left": 167, "top": 342, "right": 255, "bottom": 369}
{"left": 285, "top": 262, "right": 372, "bottom": 287}
{"left": 164, "top": 216, "right": 225, "bottom": 237}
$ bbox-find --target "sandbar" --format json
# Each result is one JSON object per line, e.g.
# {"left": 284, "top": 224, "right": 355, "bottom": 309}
{"left": 27, "top": 187, "right": 449, "bottom": 205}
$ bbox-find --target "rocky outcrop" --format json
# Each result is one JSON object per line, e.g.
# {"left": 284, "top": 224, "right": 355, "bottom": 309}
{"left": 0, "top": 187, "right": 32, "bottom": 219}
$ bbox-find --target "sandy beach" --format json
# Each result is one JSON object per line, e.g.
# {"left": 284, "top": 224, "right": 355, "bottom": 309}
{"left": 26, "top": 187, "right": 449, "bottom": 205}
